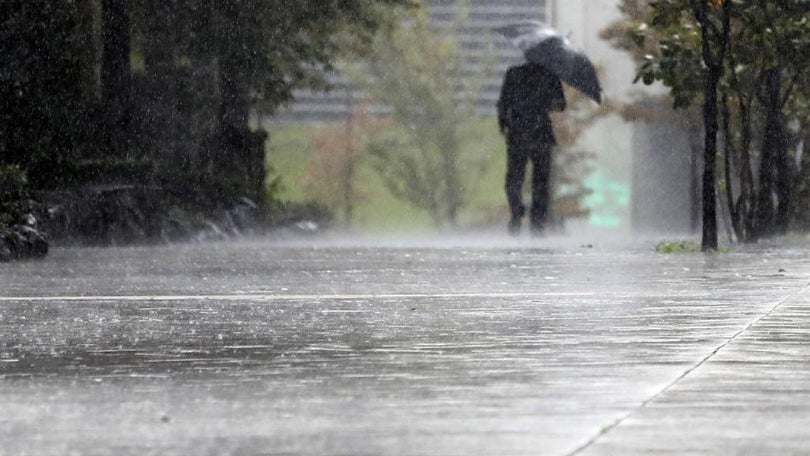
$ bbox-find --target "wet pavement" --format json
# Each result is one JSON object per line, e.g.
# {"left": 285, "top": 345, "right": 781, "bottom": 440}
{"left": 1, "top": 234, "right": 810, "bottom": 455}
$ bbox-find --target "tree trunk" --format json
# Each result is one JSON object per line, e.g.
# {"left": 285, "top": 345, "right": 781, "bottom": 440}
{"left": 441, "top": 158, "right": 460, "bottom": 227}
{"left": 343, "top": 89, "right": 356, "bottom": 229}
{"left": 217, "top": 56, "right": 250, "bottom": 133}
{"left": 439, "top": 124, "right": 461, "bottom": 227}
{"left": 702, "top": 69, "right": 720, "bottom": 251}
{"left": 688, "top": 122, "right": 702, "bottom": 234}
{"left": 754, "top": 68, "right": 783, "bottom": 237}
{"left": 101, "top": 0, "right": 132, "bottom": 152}
{"left": 773, "top": 89, "right": 792, "bottom": 234}
{"left": 205, "top": 0, "right": 266, "bottom": 207}
{"left": 738, "top": 95, "right": 756, "bottom": 239}
{"left": 721, "top": 95, "right": 741, "bottom": 240}
{"left": 693, "top": 0, "right": 730, "bottom": 251}
{"left": 197, "top": 53, "right": 265, "bottom": 206}
{"left": 144, "top": 0, "right": 180, "bottom": 163}
{"left": 774, "top": 141, "right": 793, "bottom": 234}
{"left": 75, "top": 0, "right": 101, "bottom": 104}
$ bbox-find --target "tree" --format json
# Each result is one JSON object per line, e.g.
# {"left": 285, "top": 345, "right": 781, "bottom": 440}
{"left": 604, "top": 0, "right": 810, "bottom": 246}
{"left": 1, "top": 0, "right": 408, "bottom": 173}
{"left": 551, "top": 89, "right": 609, "bottom": 225}
{"left": 140, "top": 0, "right": 184, "bottom": 164}
{"left": 0, "top": 0, "right": 411, "bottom": 245}
{"left": 174, "top": 0, "right": 410, "bottom": 130}
{"left": 344, "top": 2, "right": 491, "bottom": 228}
{"left": 159, "top": 0, "right": 411, "bottom": 204}
{"left": 302, "top": 101, "right": 385, "bottom": 228}
{"left": 693, "top": 0, "right": 731, "bottom": 251}
{"left": 732, "top": 2, "right": 810, "bottom": 238}
{"left": 632, "top": 0, "right": 731, "bottom": 251}
{"left": 0, "top": 0, "right": 96, "bottom": 171}
{"left": 101, "top": 0, "right": 133, "bottom": 153}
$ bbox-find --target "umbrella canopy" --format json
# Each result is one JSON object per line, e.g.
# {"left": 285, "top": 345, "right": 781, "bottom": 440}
{"left": 495, "top": 21, "right": 602, "bottom": 104}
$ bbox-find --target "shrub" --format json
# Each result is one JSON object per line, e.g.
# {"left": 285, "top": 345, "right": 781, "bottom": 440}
{"left": 0, "top": 165, "right": 49, "bottom": 261}
{"left": 654, "top": 240, "right": 702, "bottom": 254}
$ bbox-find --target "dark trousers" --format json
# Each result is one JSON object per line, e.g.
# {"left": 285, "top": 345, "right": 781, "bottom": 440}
{"left": 505, "top": 141, "right": 553, "bottom": 230}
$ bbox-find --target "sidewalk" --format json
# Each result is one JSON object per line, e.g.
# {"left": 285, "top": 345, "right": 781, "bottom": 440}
{"left": 577, "top": 255, "right": 810, "bottom": 455}
{"left": 1, "top": 235, "right": 809, "bottom": 455}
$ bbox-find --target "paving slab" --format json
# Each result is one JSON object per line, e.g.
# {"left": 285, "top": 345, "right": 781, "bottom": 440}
{"left": 0, "top": 235, "right": 809, "bottom": 455}
{"left": 578, "top": 281, "right": 810, "bottom": 455}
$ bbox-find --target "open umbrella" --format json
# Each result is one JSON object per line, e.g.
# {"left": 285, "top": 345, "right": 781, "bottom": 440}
{"left": 495, "top": 21, "right": 602, "bottom": 104}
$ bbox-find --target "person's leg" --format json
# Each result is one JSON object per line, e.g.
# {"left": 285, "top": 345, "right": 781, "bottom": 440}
{"left": 505, "top": 142, "right": 528, "bottom": 235}
{"left": 529, "top": 143, "right": 553, "bottom": 233}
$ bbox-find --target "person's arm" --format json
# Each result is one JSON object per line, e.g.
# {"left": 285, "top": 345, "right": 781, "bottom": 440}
{"left": 497, "top": 69, "right": 513, "bottom": 135}
{"left": 550, "top": 77, "right": 566, "bottom": 112}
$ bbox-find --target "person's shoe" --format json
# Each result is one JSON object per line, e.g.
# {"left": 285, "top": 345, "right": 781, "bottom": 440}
{"left": 508, "top": 216, "right": 521, "bottom": 236}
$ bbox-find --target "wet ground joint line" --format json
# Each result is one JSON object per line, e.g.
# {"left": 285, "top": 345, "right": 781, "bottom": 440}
{"left": 0, "top": 291, "right": 594, "bottom": 303}
{"left": 565, "top": 282, "right": 810, "bottom": 456}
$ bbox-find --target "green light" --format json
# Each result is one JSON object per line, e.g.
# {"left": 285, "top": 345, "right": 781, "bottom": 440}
{"left": 583, "top": 170, "right": 630, "bottom": 228}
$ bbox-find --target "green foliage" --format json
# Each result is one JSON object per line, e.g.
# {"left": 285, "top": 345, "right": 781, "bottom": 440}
{"left": 0, "top": 1, "right": 409, "bottom": 175}
{"left": 551, "top": 87, "right": 612, "bottom": 224}
{"left": 17, "top": 157, "right": 155, "bottom": 192}
{"left": 266, "top": 114, "right": 597, "bottom": 232}
{"left": 608, "top": 1, "right": 810, "bottom": 131}
{"left": 267, "top": 118, "right": 494, "bottom": 230}
{"left": 299, "top": 108, "right": 387, "bottom": 227}
{"left": 165, "top": 0, "right": 412, "bottom": 114}
{"left": 72, "top": 159, "right": 153, "bottom": 184}
{"left": 344, "top": 1, "right": 492, "bottom": 228}
{"left": 0, "top": 165, "right": 28, "bottom": 202}
{"left": 0, "top": 0, "right": 95, "bottom": 169}
{"left": 606, "top": 0, "right": 810, "bottom": 243}
{"left": 0, "top": 0, "right": 413, "bottom": 246}
{"left": 654, "top": 239, "right": 731, "bottom": 253}
{"left": 0, "top": 164, "right": 29, "bottom": 227}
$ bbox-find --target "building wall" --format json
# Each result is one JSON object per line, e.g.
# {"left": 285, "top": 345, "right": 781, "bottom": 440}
{"left": 631, "top": 116, "right": 699, "bottom": 233}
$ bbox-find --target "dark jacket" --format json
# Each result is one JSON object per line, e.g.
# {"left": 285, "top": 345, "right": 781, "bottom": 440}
{"left": 497, "top": 63, "right": 566, "bottom": 146}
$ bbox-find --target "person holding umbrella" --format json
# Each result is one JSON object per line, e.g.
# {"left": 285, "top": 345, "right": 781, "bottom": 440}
{"left": 498, "top": 61, "right": 566, "bottom": 236}
{"left": 495, "top": 21, "right": 602, "bottom": 236}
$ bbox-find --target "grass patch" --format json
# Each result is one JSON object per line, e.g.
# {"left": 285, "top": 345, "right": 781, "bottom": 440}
{"left": 265, "top": 124, "right": 316, "bottom": 201}
{"left": 654, "top": 240, "right": 732, "bottom": 253}
{"left": 264, "top": 117, "right": 507, "bottom": 232}
{"left": 655, "top": 240, "right": 701, "bottom": 253}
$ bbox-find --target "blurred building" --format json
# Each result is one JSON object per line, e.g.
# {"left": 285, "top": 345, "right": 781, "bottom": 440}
{"left": 271, "top": 0, "right": 548, "bottom": 123}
